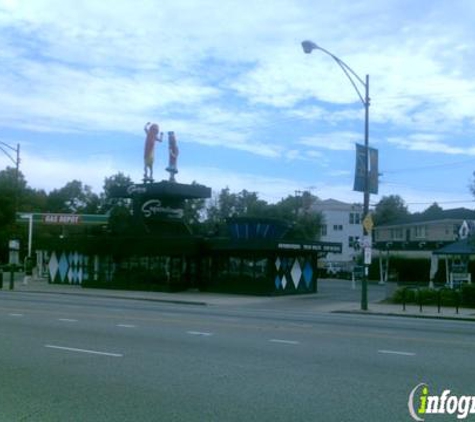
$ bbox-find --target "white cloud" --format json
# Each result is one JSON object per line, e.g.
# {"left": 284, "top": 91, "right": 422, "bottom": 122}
{"left": 378, "top": 183, "right": 475, "bottom": 213}
{"left": 10, "top": 151, "right": 119, "bottom": 193}
{"left": 387, "top": 134, "right": 475, "bottom": 155}
{"left": 1, "top": 0, "right": 475, "bottom": 215}
{"left": 299, "top": 131, "right": 361, "bottom": 151}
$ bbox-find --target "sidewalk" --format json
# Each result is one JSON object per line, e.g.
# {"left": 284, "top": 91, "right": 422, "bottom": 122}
{"left": 2, "top": 275, "right": 475, "bottom": 321}
{"left": 1, "top": 275, "right": 283, "bottom": 307}
{"left": 333, "top": 302, "right": 475, "bottom": 321}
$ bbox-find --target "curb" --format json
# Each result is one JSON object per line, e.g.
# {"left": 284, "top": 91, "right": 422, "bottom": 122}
{"left": 332, "top": 310, "right": 475, "bottom": 322}
{"left": 1, "top": 288, "right": 208, "bottom": 307}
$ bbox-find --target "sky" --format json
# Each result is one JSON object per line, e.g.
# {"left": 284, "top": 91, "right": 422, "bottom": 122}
{"left": 0, "top": 0, "right": 475, "bottom": 212}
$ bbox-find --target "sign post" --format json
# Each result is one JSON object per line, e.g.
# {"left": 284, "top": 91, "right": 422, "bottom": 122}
{"left": 361, "top": 213, "right": 374, "bottom": 310}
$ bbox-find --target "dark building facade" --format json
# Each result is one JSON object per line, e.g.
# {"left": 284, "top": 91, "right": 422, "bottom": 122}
{"left": 33, "top": 182, "right": 341, "bottom": 295}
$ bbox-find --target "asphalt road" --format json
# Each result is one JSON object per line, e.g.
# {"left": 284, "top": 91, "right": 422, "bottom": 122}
{"left": 1, "top": 292, "right": 474, "bottom": 421}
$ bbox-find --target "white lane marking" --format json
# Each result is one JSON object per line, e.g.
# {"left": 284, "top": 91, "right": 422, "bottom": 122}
{"left": 270, "top": 339, "right": 300, "bottom": 345}
{"left": 187, "top": 331, "right": 213, "bottom": 337}
{"left": 378, "top": 349, "right": 415, "bottom": 356}
{"left": 8, "top": 313, "right": 24, "bottom": 317}
{"left": 45, "top": 345, "right": 123, "bottom": 357}
{"left": 58, "top": 318, "right": 78, "bottom": 322}
{"left": 117, "top": 324, "right": 136, "bottom": 328}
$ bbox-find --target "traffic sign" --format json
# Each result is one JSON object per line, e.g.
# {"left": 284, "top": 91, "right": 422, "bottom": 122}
{"left": 362, "top": 213, "right": 374, "bottom": 233}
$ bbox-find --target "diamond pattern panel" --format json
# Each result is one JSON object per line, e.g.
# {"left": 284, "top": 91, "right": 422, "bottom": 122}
{"left": 58, "top": 253, "right": 69, "bottom": 283}
{"left": 281, "top": 274, "right": 288, "bottom": 289}
{"left": 67, "top": 267, "right": 74, "bottom": 284}
{"left": 48, "top": 252, "right": 59, "bottom": 283}
{"left": 291, "top": 259, "right": 302, "bottom": 289}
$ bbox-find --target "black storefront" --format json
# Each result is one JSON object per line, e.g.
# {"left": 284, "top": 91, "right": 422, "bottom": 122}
{"left": 36, "top": 182, "right": 342, "bottom": 295}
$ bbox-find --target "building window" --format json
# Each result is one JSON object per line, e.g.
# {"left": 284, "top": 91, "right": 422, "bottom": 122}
{"left": 349, "top": 212, "right": 361, "bottom": 225}
{"left": 333, "top": 224, "right": 343, "bottom": 231}
{"left": 413, "top": 225, "right": 426, "bottom": 239}
{"left": 320, "top": 225, "right": 327, "bottom": 236}
{"left": 390, "top": 228, "right": 404, "bottom": 240}
{"left": 349, "top": 236, "right": 360, "bottom": 248}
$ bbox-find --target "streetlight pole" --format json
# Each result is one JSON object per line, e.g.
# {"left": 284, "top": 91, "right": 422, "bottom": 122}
{"left": 18, "top": 214, "right": 33, "bottom": 258}
{"left": 0, "top": 141, "right": 21, "bottom": 211}
{"left": 0, "top": 141, "right": 20, "bottom": 174}
{"left": 1, "top": 141, "right": 21, "bottom": 287}
{"left": 301, "top": 40, "right": 371, "bottom": 310}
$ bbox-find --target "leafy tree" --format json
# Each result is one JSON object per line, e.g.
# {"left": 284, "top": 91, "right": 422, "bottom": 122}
{"left": 99, "top": 172, "right": 133, "bottom": 213}
{"left": 204, "top": 188, "right": 252, "bottom": 228}
{"left": 0, "top": 167, "right": 49, "bottom": 260}
{"left": 234, "top": 190, "right": 269, "bottom": 217}
{"left": 421, "top": 202, "right": 443, "bottom": 219}
{"left": 373, "top": 195, "right": 410, "bottom": 226}
{"left": 201, "top": 188, "right": 322, "bottom": 240}
{"left": 214, "top": 187, "right": 238, "bottom": 220}
{"left": 0, "top": 167, "right": 25, "bottom": 228}
{"left": 46, "top": 180, "right": 100, "bottom": 214}
{"left": 200, "top": 188, "right": 238, "bottom": 235}
{"left": 270, "top": 191, "right": 323, "bottom": 240}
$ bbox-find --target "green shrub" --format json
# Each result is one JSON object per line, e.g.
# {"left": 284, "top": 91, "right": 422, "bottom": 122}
{"left": 392, "top": 287, "right": 417, "bottom": 304}
{"left": 417, "top": 288, "right": 437, "bottom": 305}
{"left": 391, "top": 286, "right": 474, "bottom": 307}
{"left": 461, "top": 284, "right": 475, "bottom": 307}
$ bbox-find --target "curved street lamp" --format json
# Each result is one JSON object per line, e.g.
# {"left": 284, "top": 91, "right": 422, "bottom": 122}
{"left": 0, "top": 141, "right": 21, "bottom": 203}
{"left": 0, "top": 140, "right": 22, "bottom": 235}
{"left": 301, "top": 40, "right": 370, "bottom": 311}
{"left": 0, "top": 141, "right": 20, "bottom": 169}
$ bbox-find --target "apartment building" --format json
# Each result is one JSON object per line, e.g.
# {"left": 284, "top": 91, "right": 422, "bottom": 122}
{"left": 311, "top": 199, "right": 363, "bottom": 270}
{"left": 373, "top": 208, "right": 475, "bottom": 252}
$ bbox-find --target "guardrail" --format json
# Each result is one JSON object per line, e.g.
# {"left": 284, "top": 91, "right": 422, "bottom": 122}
{"left": 401, "top": 286, "right": 460, "bottom": 314}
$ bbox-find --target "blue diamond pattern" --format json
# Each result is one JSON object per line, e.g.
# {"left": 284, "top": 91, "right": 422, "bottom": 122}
{"left": 303, "top": 261, "right": 313, "bottom": 288}
{"left": 58, "top": 253, "right": 69, "bottom": 283}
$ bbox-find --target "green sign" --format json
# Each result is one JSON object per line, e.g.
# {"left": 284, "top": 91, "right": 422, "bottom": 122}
{"left": 16, "top": 213, "right": 108, "bottom": 225}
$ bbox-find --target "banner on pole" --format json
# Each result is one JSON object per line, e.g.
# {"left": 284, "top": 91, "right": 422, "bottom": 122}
{"left": 353, "top": 143, "right": 378, "bottom": 194}
{"left": 369, "top": 147, "right": 379, "bottom": 194}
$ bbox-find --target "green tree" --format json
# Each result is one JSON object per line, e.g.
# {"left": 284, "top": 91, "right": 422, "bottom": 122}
{"left": 181, "top": 182, "right": 209, "bottom": 230}
{"left": 201, "top": 188, "right": 239, "bottom": 235}
{"left": 201, "top": 188, "right": 322, "bottom": 240}
{"left": 373, "top": 195, "right": 410, "bottom": 226}
{"left": 421, "top": 202, "right": 443, "bottom": 219}
{"left": 99, "top": 172, "right": 133, "bottom": 213}
{"left": 0, "top": 167, "right": 49, "bottom": 260}
{"left": 270, "top": 191, "right": 323, "bottom": 240}
{"left": 0, "top": 167, "right": 26, "bottom": 229}
{"left": 46, "top": 180, "right": 100, "bottom": 213}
